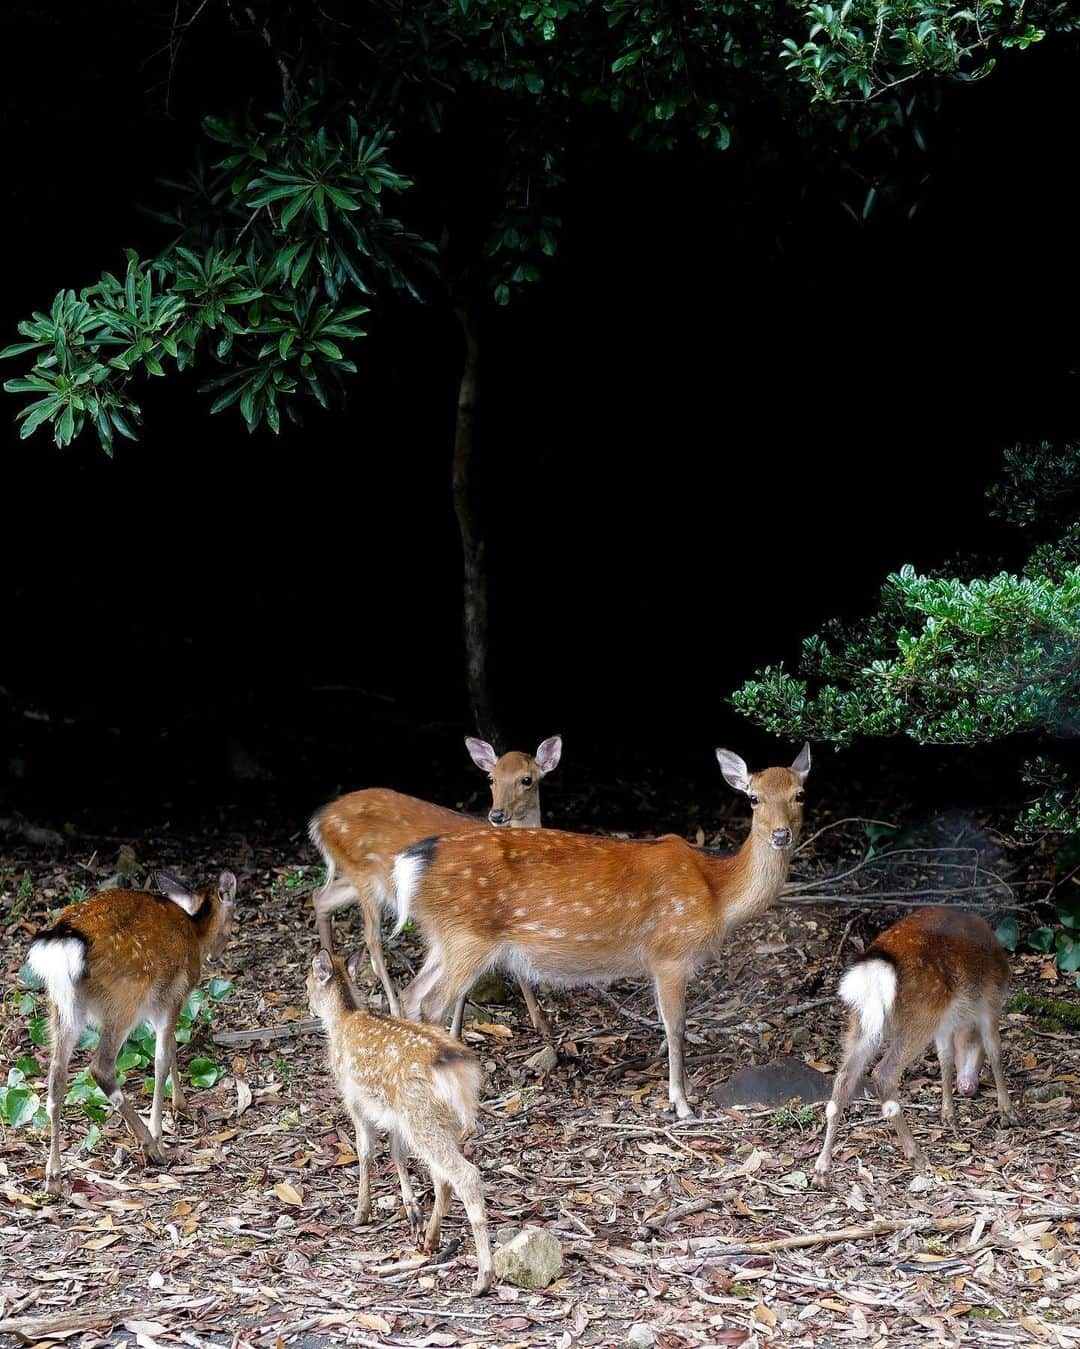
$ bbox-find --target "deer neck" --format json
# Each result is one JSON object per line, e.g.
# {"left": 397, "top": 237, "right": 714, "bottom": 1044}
{"left": 705, "top": 827, "right": 791, "bottom": 936}
{"left": 510, "top": 802, "right": 542, "bottom": 828}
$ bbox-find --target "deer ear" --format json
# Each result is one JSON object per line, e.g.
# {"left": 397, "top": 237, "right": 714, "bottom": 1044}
{"left": 716, "top": 749, "right": 752, "bottom": 795}
{"left": 218, "top": 871, "right": 238, "bottom": 906}
{"left": 791, "top": 742, "right": 811, "bottom": 783}
{"left": 534, "top": 735, "right": 562, "bottom": 775}
{"left": 465, "top": 737, "right": 498, "bottom": 773}
{"left": 345, "top": 950, "right": 365, "bottom": 985}
{"left": 154, "top": 870, "right": 200, "bottom": 916}
{"left": 312, "top": 950, "right": 334, "bottom": 985}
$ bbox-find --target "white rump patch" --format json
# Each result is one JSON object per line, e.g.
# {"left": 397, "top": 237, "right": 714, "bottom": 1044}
{"left": 26, "top": 937, "right": 85, "bottom": 1029}
{"left": 391, "top": 852, "right": 426, "bottom": 934}
{"left": 838, "top": 958, "right": 897, "bottom": 1044}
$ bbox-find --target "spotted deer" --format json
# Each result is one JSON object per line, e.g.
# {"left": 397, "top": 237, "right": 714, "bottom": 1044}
{"left": 307, "top": 949, "right": 493, "bottom": 1295}
{"left": 393, "top": 744, "right": 811, "bottom": 1119}
{"left": 309, "top": 736, "right": 561, "bottom": 1031}
{"left": 25, "top": 870, "right": 237, "bottom": 1192}
{"left": 812, "top": 906, "right": 1018, "bottom": 1184}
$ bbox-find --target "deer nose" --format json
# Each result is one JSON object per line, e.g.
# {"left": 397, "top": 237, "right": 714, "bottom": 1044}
{"left": 488, "top": 809, "right": 510, "bottom": 826}
{"left": 771, "top": 828, "right": 792, "bottom": 849}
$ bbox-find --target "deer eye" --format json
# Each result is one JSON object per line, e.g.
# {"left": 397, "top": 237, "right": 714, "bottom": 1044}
{"left": 521, "top": 776, "right": 533, "bottom": 787}
{"left": 795, "top": 790, "right": 805, "bottom": 802}
{"left": 748, "top": 794, "right": 760, "bottom": 806}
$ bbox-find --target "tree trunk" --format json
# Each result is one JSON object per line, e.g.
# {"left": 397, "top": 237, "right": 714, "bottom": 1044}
{"left": 451, "top": 303, "right": 498, "bottom": 743}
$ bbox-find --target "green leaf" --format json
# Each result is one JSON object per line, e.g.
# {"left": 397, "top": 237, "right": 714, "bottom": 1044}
{"left": 1027, "top": 926, "right": 1054, "bottom": 953}
{"left": 188, "top": 1057, "right": 223, "bottom": 1089}
{"left": 995, "top": 916, "right": 1019, "bottom": 952}
{"left": 207, "top": 978, "right": 235, "bottom": 1001}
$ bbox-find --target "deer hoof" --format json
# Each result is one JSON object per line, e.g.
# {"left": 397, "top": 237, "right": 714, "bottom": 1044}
{"left": 472, "top": 1269, "right": 494, "bottom": 1296}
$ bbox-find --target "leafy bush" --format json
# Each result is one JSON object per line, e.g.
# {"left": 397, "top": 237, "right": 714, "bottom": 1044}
{"left": 734, "top": 442, "right": 1080, "bottom": 971}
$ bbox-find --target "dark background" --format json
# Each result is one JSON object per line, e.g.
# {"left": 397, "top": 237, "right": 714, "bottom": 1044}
{"left": 2, "top": 4, "right": 1077, "bottom": 831}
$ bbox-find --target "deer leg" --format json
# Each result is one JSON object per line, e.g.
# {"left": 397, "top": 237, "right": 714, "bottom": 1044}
{"left": 936, "top": 1029, "right": 957, "bottom": 1130}
{"left": 518, "top": 980, "right": 553, "bottom": 1040}
{"left": 349, "top": 1111, "right": 376, "bottom": 1225}
{"left": 313, "top": 871, "right": 356, "bottom": 954}
{"left": 149, "top": 1013, "right": 179, "bottom": 1143}
{"left": 390, "top": 1132, "right": 424, "bottom": 1246}
{"left": 423, "top": 1134, "right": 492, "bottom": 1296}
{"left": 653, "top": 963, "right": 692, "bottom": 1120}
{"left": 361, "top": 882, "right": 401, "bottom": 1016}
{"left": 977, "top": 1007, "right": 1018, "bottom": 1126}
{"left": 44, "top": 1010, "right": 81, "bottom": 1195}
{"left": 812, "top": 1019, "right": 880, "bottom": 1187}
{"left": 869, "top": 1023, "right": 933, "bottom": 1171}
{"left": 91, "top": 1028, "right": 165, "bottom": 1166}
{"left": 168, "top": 1037, "right": 187, "bottom": 1114}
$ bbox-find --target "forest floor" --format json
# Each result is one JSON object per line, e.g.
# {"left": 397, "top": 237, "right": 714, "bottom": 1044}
{"left": 1, "top": 804, "right": 1078, "bottom": 1349}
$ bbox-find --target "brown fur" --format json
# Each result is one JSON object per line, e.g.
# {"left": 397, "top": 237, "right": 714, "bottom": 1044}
{"left": 28, "top": 872, "right": 236, "bottom": 1194}
{"left": 397, "top": 751, "right": 809, "bottom": 1119}
{"left": 813, "top": 907, "right": 1017, "bottom": 1185}
{"left": 310, "top": 739, "right": 561, "bottom": 1036}
{"left": 307, "top": 951, "right": 493, "bottom": 1295}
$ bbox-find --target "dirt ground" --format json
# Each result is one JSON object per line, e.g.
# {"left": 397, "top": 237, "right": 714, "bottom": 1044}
{"left": 1, "top": 811, "right": 1078, "bottom": 1349}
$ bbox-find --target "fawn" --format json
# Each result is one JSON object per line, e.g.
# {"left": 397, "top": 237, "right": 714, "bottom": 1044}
{"left": 309, "top": 735, "right": 562, "bottom": 1032}
{"left": 393, "top": 743, "right": 811, "bottom": 1119}
{"left": 26, "top": 869, "right": 237, "bottom": 1193}
{"left": 813, "top": 906, "right": 1018, "bottom": 1184}
{"left": 307, "top": 949, "right": 493, "bottom": 1295}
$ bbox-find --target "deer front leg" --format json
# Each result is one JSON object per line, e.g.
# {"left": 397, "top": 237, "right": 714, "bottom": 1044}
{"left": 653, "top": 963, "right": 692, "bottom": 1120}
{"left": 349, "top": 1112, "right": 376, "bottom": 1225}
{"left": 518, "top": 979, "right": 553, "bottom": 1040}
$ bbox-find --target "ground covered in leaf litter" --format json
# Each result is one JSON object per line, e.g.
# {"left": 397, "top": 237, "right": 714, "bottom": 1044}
{"left": 1, "top": 809, "right": 1079, "bottom": 1349}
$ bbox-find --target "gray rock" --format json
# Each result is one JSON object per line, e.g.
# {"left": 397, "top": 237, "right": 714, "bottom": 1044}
{"left": 628, "top": 1325, "right": 656, "bottom": 1348}
{"left": 710, "top": 1056, "right": 832, "bottom": 1107}
{"left": 522, "top": 1044, "right": 558, "bottom": 1075}
{"left": 493, "top": 1227, "right": 563, "bottom": 1290}
{"left": 467, "top": 972, "right": 513, "bottom": 1004}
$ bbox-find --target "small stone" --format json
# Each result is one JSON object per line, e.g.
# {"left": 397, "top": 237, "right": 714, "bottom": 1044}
{"left": 523, "top": 1044, "right": 558, "bottom": 1075}
{"left": 628, "top": 1325, "right": 656, "bottom": 1348}
{"left": 493, "top": 1227, "right": 563, "bottom": 1290}
{"left": 495, "top": 1225, "right": 520, "bottom": 1247}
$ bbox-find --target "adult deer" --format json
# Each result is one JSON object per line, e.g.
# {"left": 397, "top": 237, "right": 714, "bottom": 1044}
{"left": 393, "top": 744, "right": 810, "bottom": 1119}
{"left": 309, "top": 736, "right": 562, "bottom": 1027}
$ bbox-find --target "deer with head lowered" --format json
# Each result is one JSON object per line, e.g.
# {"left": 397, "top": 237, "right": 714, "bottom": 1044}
{"left": 812, "top": 906, "right": 1018, "bottom": 1185}
{"left": 25, "top": 869, "right": 237, "bottom": 1193}
{"left": 307, "top": 949, "right": 493, "bottom": 1295}
{"left": 393, "top": 744, "right": 811, "bottom": 1119}
{"left": 309, "top": 735, "right": 562, "bottom": 1031}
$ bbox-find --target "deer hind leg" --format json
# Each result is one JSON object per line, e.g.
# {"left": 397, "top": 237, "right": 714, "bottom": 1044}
{"left": 936, "top": 1028, "right": 958, "bottom": 1129}
{"left": 91, "top": 1026, "right": 165, "bottom": 1166}
{"left": 869, "top": 1015, "right": 936, "bottom": 1170}
{"left": 812, "top": 1018, "right": 881, "bottom": 1187}
{"left": 390, "top": 1132, "right": 424, "bottom": 1246}
{"left": 312, "top": 866, "right": 358, "bottom": 954}
{"left": 976, "top": 1002, "right": 1018, "bottom": 1126}
{"left": 361, "top": 880, "right": 401, "bottom": 1016}
{"left": 422, "top": 1131, "right": 492, "bottom": 1296}
{"left": 653, "top": 962, "right": 692, "bottom": 1120}
{"left": 45, "top": 1009, "right": 82, "bottom": 1194}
